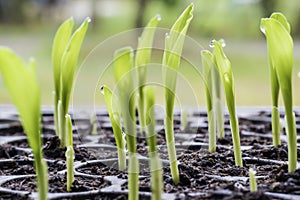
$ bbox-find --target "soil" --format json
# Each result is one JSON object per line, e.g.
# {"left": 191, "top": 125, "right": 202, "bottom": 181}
{"left": 0, "top": 109, "right": 299, "bottom": 199}
{"left": 2, "top": 174, "right": 110, "bottom": 193}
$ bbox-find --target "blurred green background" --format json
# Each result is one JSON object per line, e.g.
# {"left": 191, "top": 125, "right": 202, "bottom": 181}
{"left": 0, "top": 0, "right": 300, "bottom": 107}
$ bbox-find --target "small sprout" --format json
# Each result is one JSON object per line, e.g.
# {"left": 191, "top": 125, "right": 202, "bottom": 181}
{"left": 65, "top": 114, "right": 74, "bottom": 192}
{"left": 201, "top": 50, "right": 216, "bottom": 153}
{"left": 101, "top": 85, "right": 126, "bottom": 171}
{"left": 163, "top": 3, "right": 194, "bottom": 185}
{"left": 52, "top": 17, "right": 89, "bottom": 147}
{"left": 144, "top": 86, "right": 163, "bottom": 200}
{"left": 260, "top": 12, "right": 297, "bottom": 172}
{"left": 135, "top": 15, "right": 160, "bottom": 134}
{"left": 249, "top": 168, "right": 257, "bottom": 192}
{"left": 113, "top": 47, "right": 139, "bottom": 200}
{"left": 212, "top": 39, "right": 243, "bottom": 167}
{"left": 180, "top": 108, "right": 189, "bottom": 131}
{"left": 90, "top": 112, "right": 98, "bottom": 135}
{"left": 0, "top": 48, "right": 48, "bottom": 200}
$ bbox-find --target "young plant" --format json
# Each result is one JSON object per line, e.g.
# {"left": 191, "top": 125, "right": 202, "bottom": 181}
{"left": 144, "top": 86, "right": 163, "bottom": 200}
{"left": 260, "top": 13, "right": 297, "bottom": 172}
{"left": 100, "top": 85, "right": 126, "bottom": 171}
{"left": 135, "top": 15, "right": 160, "bottom": 134}
{"left": 201, "top": 50, "right": 216, "bottom": 153}
{"left": 180, "top": 108, "right": 188, "bottom": 131}
{"left": 163, "top": 3, "right": 193, "bottom": 185}
{"left": 65, "top": 114, "right": 75, "bottom": 192}
{"left": 113, "top": 47, "right": 139, "bottom": 200}
{"left": 212, "top": 40, "right": 243, "bottom": 167}
{"left": 0, "top": 48, "right": 48, "bottom": 200}
{"left": 249, "top": 168, "right": 257, "bottom": 192}
{"left": 90, "top": 112, "right": 98, "bottom": 135}
{"left": 52, "top": 17, "right": 90, "bottom": 147}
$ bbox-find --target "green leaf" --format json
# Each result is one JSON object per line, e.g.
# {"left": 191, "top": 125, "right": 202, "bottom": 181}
{"left": 60, "top": 17, "right": 90, "bottom": 114}
{"left": 113, "top": 47, "right": 136, "bottom": 154}
{"left": 261, "top": 12, "right": 296, "bottom": 172}
{"left": 114, "top": 47, "right": 134, "bottom": 87}
{"left": 135, "top": 15, "right": 160, "bottom": 133}
{"left": 270, "top": 12, "right": 290, "bottom": 33}
{"left": 162, "top": 3, "right": 193, "bottom": 185}
{"left": 100, "top": 85, "right": 123, "bottom": 149}
{"left": 201, "top": 50, "right": 214, "bottom": 111}
{"left": 0, "top": 47, "right": 41, "bottom": 154}
{"left": 213, "top": 40, "right": 242, "bottom": 166}
{"left": 163, "top": 3, "right": 193, "bottom": 70}
{"left": 52, "top": 17, "right": 74, "bottom": 101}
{"left": 163, "top": 3, "right": 194, "bottom": 114}
{"left": 213, "top": 40, "right": 235, "bottom": 112}
{"left": 135, "top": 14, "right": 161, "bottom": 71}
{"left": 260, "top": 14, "right": 293, "bottom": 104}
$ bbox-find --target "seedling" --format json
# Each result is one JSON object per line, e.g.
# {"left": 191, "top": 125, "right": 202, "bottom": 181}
{"left": 101, "top": 85, "right": 126, "bottom": 171}
{"left": 212, "top": 39, "right": 243, "bottom": 167}
{"left": 249, "top": 168, "right": 257, "bottom": 192}
{"left": 144, "top": 86, "right": 163, "bottom": 200}
{"left": 180, "top": 108, "right": 188, "bottom": 131}
{"left": 90, "top": 112, "right": 98, "bottom": 135}
{"left": 260, "top": 12, "right": 297, "bottom": 172}
{"left": 135, "top": 15, "right": 160, "bottom": 134}
{"left": 65, "top": 114, "right": 75, "bottom": 192}
{"left": 201, "top": 50, "right": 216, "bottom": 153}
{"left": 163, "top": 3, "right": 193, "bottom": 184}
{"left": 0, "top": 48, "right": 48, "bottom": 200}
{"left": 113, "top": 47, "right": 139, "bottom": 200}
{"left": 52, "top": 17, "right": 89, "bottom": 147}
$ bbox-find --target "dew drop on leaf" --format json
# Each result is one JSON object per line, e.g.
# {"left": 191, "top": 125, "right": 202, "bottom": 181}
{"left": 157, "top": 15, "right": 162, "bottom": 21}
{"left": 209, "top": 40, "right": 216, "bottom": 48}
{"left": 219, "top": 39, "right": 226, "bottom": 47}
{"left": 100, "top": 86, "right": 104, "bottom": 94}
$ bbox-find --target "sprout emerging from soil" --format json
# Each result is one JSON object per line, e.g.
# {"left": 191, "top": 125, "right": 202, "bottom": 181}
{"left": 260, "top": 12, "right": 297, "bottom": 172}
{"left": 135, "top": 14, "right": 160, "bottom": 134}
{"left": 144, "top": 86, "right": 163, "bottom": 200}
{"left": 249, "top": 168, "right": 257, "bottom": 192}
{"left": 212, "top": 40, "right": 243, "bottom": 167}
{"left": 52, "top": 17, "right": 89, "bottom": 147}
{"left": 101, "top": 85, "right": 126, "bottom": 171}
{"left": 163, "top": 3, "right": 194, "bottom": 185}
{"left": 0, "top": 48, "right": 48, "bottom": 200}
{"left": 65, "top": 114, "right": 75, "bottom": 192}
{"left": 113, "top": 47, "right": 139, "bottom": 200}
{"left": 201, "top": 50, "right": 217, "bottom": 153}
{"left": 90, "top": 112, "right": 97, "bottom": 135}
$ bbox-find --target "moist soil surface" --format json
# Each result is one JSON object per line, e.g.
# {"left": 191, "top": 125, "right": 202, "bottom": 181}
{"left": 0, "top": 109, "right": 299, "bottom": 199}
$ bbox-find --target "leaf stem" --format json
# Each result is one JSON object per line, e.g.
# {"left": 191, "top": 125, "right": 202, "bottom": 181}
{"left": 271, "top": 107, "right": 281, "bottom": 146}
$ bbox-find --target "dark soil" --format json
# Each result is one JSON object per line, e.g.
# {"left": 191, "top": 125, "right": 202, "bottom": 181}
{"left": 2, "top": 174, "right": 110, "bottom": 193}
{"left": 0, "top": 109, "right": 299, "bottom": 199}
{"left": 0, "top": 159, "right": 65, "bottom": 175}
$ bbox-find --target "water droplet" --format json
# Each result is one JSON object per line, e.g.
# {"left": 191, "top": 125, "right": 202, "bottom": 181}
{"left": 298, "top": 71, "right": 300, "bottom": 78}
{"left": 100, "top": 85, "right": 104, "bottom": 94}
{"left": 219, "top": 39, "right": 226, "bottom": 47}
{"left": 260, "top": 26, "right": 266, "bottom": 34}
{"left": 87, "top": 17, "right": 91, "bottom": 23}
{"left": 157, "top": 14, "right": 162, "bottom": 21}
{"left": 209, "top": 39, "right": 216, "bottom": 48}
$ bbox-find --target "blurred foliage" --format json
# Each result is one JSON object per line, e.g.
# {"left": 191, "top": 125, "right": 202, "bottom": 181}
{"left": 0, "top": 0, "right": 299, "bottom": 38}
{"left": 0, "top": 0, "right": 300, "bottom": 106}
